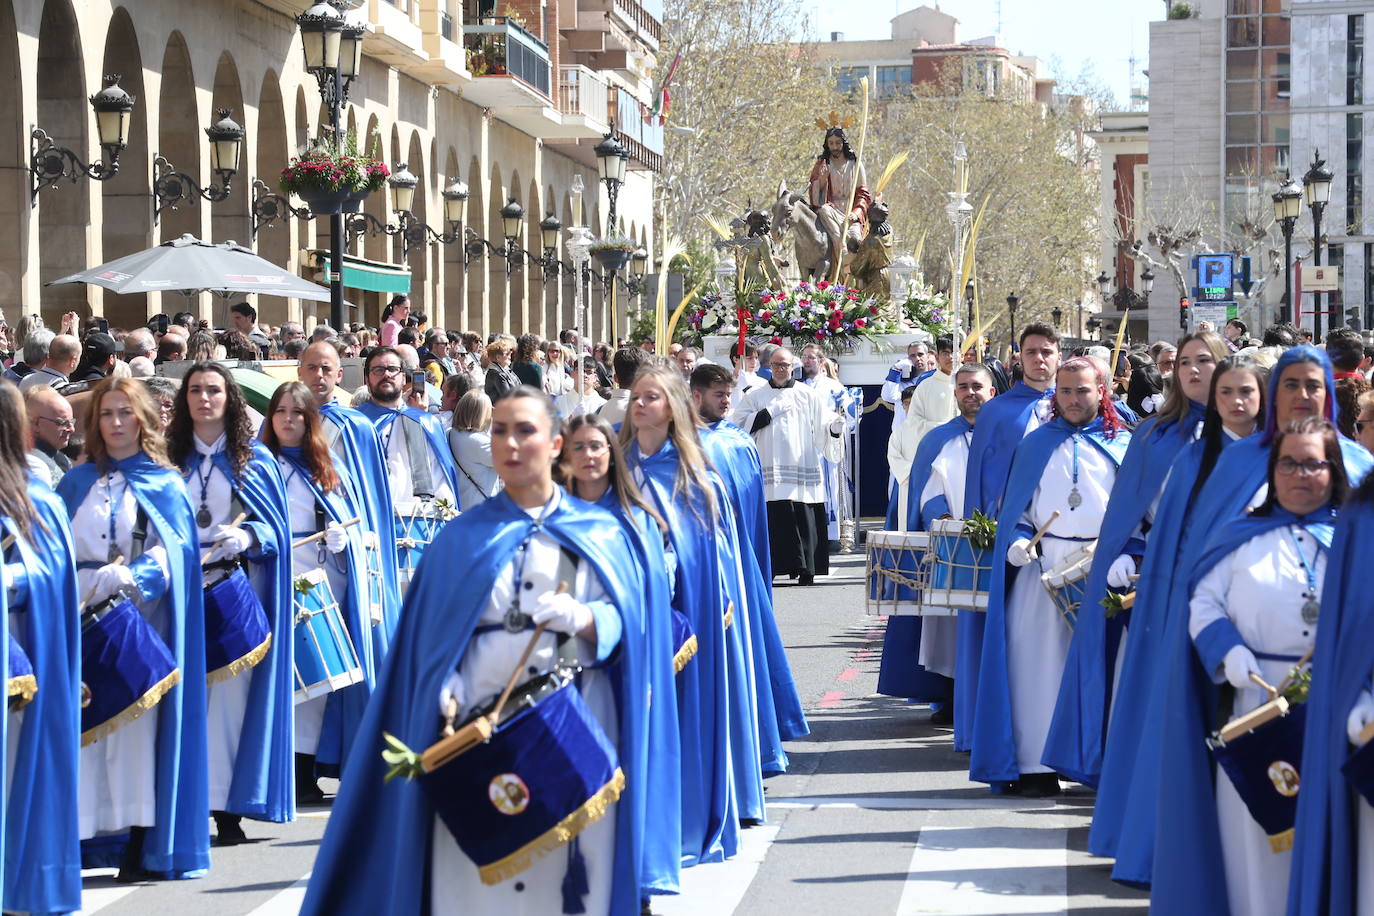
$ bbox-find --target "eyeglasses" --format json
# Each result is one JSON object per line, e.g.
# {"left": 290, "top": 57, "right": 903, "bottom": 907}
{"left": 368, "top": 365, "right": 404, "bottom": 377}
{"left": 1276, "top": 457, "right": 1332, "bottom": 477}
{"left": 36, "top": 416, "right": 75, "bottom": 430}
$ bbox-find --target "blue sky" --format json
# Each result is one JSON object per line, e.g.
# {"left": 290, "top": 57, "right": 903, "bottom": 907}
{"left": 805, "top": 0, "right": 1164, "bottom": 107}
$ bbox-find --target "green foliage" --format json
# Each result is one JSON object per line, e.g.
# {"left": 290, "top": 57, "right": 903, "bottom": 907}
{"left": 1168, "top": 3, "right": 1194, "bottom": 20}
{"left": 381, "top": 732, "right": 425, "bottom": 784}
{"left": 1101, "top": 591, "right": 1126, "bottom": 619}
{"left": 1280, "top": 664, "right": 1311, "bottom": 705}
{"left": 629, "top": 309, "right": 659, "bottom": 346}
{"left": 965, "top": 509, "right": 998, "bottom": 553}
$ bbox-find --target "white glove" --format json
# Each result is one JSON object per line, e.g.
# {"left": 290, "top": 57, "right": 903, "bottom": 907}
{"left": 88, "top": 562, "right": 137, "bottom": 603}
{"left": 323, "top": 522, "right": 349, "bottom": 555}
{"left": 828, "top": 416, "right": 845, "bottom": 435}
{"left": 205, "top": 524, "right": 253, "bottom": 564}
{"left": 1106, "top": 555, "right": 1137, "bottom": 590}
{"left": 530, "top": 591, "right": 594, "bottom": 636}
{"left": 1222, "top": 644, "right": 1262, "bottom": 690}
{"left": 770, "top": 398, "right": 795, "bottom": 418}
{"left": 1348, "top": 689, "right": 1374, "bottom": 745}
{"left": 1007, "top": 537, "right": 1036, "bottom": 568}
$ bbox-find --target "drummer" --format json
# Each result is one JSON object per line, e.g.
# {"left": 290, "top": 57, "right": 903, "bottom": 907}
{"left": 972, "top": 357, "right": 1133, "bottom": 797}
{"left": 167, "top": 362, "right": 294, "bottom": 844}
{"left": 261, "top": 381, "right": 375, "bottom": 805}
{"left": 355, "top": 346, "right": 459, "bottom": 512}
{"left": 1155, "top": 417, "right": 1346, "bottom": 916}
{"left": 302, "top": 386, "right": 654, "bottom": 915}
{"left": 55, "top": 377, "right": 210, "bottom": 882}
{"left": 1, "top": 381, "right": 82, "bottom": 912}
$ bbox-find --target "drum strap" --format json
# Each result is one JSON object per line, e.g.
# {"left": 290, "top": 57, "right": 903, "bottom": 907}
{"left": 469, "top": 547, "right": 583, "bottom": 670}
{"left": 398, "top": 416, "right": 435, "bottom": 499}
{"left": 130, "top": 506, "right": 149, "bottom": 558}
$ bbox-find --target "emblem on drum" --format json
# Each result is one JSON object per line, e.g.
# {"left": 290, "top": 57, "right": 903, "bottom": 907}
{"left": 489, "top": 773, "right": 531, "bottom": 815}
{"left": 1267, "top": 760, "right": 1301, "bottom": 797}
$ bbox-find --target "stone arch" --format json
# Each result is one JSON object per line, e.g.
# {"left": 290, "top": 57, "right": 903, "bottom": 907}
{"left": 488, "top": 161, "right": 507, "bottom": 332}
{"left": 0, "top": 0, "right": 26, "bottom": 312}
{"left": 359, "top": 112, "right": 385, "bottom": 268}
{"left": 98, "top": 7, "right": 151, "bottom": 326}
{"left": 255, "top": 69, "right": 291, "bottom": 326}
{"left": 527, "top": 177, "right": 544, "bottom": 335}
{"left": 405, "top": 131, "right": 428, "bottom": 315}
{"left": 156, "top": 32, "right": 200, "bottom": 248}
{"left": 465, "top": 153, "right": 485, "bottom": 334}
{"left": 442, "top": 147, "right": 462, "bottom": 330}
{"left": 36, "top": 0, "right": 89, "bottom": 322}
{"left": 293, "top": 85, "right": 310, "bottom": 151}
{"left": 210, "top": 51, "right": 250, "bottom": 248}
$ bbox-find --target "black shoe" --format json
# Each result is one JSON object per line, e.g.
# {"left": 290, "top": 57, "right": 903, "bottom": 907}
{"left": 929, "top": 705, "right": 954, "bottom": 726}
{"left": 213, "top": 811, "right": 248, "bottom": 846}
{"left": 1000, "top": 779, "right": 1023, "bottom": 796}
{"left": 1019, "top": 772, "right": 1062, "bottom": 798}
{"left": 296, "top": 753, "right": 325, "bottom": 805}
{"left": 116, "top": 826, "right": 155, "bottom": 883}
{"left": 799, "top": 573, "right": 815, "bottom": 586}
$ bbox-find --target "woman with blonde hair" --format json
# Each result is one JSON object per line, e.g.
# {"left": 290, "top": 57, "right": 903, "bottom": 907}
{"left": 56, "top": 377, "right": 210, "bottom": 881}
{"left": 446, "top": 390, "right": 500, "bottom": 511}
{"left": 482, "top": 339, "right": 518, "bottom": 404}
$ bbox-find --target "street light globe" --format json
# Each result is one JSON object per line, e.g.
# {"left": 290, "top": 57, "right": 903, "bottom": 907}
{"left": 500, "top": 197, "right": 526, "bottom": 241}
{"left": 1096, "top": 270, "right": 1111, "bottom": 299}
{"left": 539, "top": 212, "right": 562, "bottom": 250}
{"left": 631, "top": 247, "right": 649, "bottom": 278}
{"left": 205, "top": 107, "right": 245, "bottom": 177}
{"left": 297, "top": 1, "right": 344, "bottom": 73}
{"left": 388, "top": 162, "right": 418, "bottom": 214}
{"left": 339, "top": 20, "right": 366, "bottom": 80}
{"left": 1273, "top": 175, "right": 1303, "bottom": 221}
{"left": 1141, "top": 266, "right": 1156, "bottom": 295}
{"left": 594, "top": 131, "right": 628, "bottom": 187}
{"left": 1303, "top": 154, "right": 1334, "bottom": 206}
{"left": 1006, "top": 292, "right": 1019, "bottom": 310}
{"left": 442, "top": 178, "right": 469, "bottom": 227}
{"left": 89, "top": 74, "right": 136, "bottom": 151}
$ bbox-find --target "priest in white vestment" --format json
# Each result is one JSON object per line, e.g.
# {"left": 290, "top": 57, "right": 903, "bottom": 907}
{"left": 800, "top": 344, "right": 855, "bottom": 542}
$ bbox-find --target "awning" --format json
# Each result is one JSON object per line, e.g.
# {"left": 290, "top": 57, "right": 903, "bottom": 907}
{"left": 306, "top": 250, "right": 411, "bottom": 294}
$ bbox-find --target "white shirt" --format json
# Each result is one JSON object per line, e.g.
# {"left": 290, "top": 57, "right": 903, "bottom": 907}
{"left": 378, "top": 412, "right": 456, "bottom": 504}
{"left": 918, "top": 428, "right": 974, "bottom": 528}
{"left": 1021, "top": 433, "right": 1116, "bottom": 541}
{"left": 597, "top": 389, "right": 632, "bottom": 427}
{"left": 729, "top": 381, "right": 844, "bottom": 503}
{"left": 184, "top": 433, "right": 234, "bottom": 538}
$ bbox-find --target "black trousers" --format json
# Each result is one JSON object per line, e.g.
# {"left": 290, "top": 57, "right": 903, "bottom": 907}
{"left": 766, "top": 499, "right": 829, "bottom": 577}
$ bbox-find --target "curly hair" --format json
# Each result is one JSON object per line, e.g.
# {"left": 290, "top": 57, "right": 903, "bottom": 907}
{"left": 167, "top": 362, "right": 255, "bottom": 477}
{"left": 816, "top": 126, "right": 856, "bottom": 161}
{"left": 84, "top": 377, "right": 174, "bottom": 472}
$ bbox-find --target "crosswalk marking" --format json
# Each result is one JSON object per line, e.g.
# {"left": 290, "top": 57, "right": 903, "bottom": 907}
{"left": 654, "top": 825, "right": 780, "bottom": 916}
{"left": 768, "top": 795, "right": 1057, "bottom": 812}
{"left": 245, "top": 872, "right": 312, "bottom": 914}
{"left": 896, "top": 825, "right": 1069, "bottom": 915}
{"left": 75, "top": 869, "right": 140, "bottom": 914}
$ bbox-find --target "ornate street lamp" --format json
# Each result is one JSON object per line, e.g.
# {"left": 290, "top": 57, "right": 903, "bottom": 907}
{"left": 1273, "top": 173, "right": 1303, "bottom": 324}
{"left": 1050, "top": 305, "right": 1063, "bottom": 330}
{"left": 594, "top": 130, "right": 629, "bottom": 233}
{"left": 30, "top": 74, "right": 137, "bottom": 202}
{"left": 1303, "top": 152, "right": 1334, "bottom": 341}
{"left": 1006, "top": 292, "right": 1019, "bottom": 350}
{"left": 1096, "top": 270, "right": 1112, "bottom": 301}
{"left": 151, "top": 108, "right": 245, "bottom": 223}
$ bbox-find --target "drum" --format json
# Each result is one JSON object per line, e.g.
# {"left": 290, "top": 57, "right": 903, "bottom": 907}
{"left": 1208, "top": 698, "right": 1308, "bottom": 852}
{"left": 80, "top": 596, "right": 181, "bottom": 746}
{"left": 419, "top": 676, "right": 624, "bottom": 885}
{"left": 395, "top": 499, "right": 451, "bottom": 592}
{"left": 1039, "top": 542, "right": 1096, "bottom": 631}
{"left": 1342, "top": 721, "right": 1374, "bottom": 807}
{"left": 293, "top": 567, "right": 364, "bottom": 705}
{"left": 203, "top": 564, "right": 273, "bottom": 684}
{"left": 864, "top": 530, "right": 934, "bottom": 616}
{"left": 7, "top": 631, "right": 36, "bottom": 712}
{"left": 359, "top": 529, "right": 387, "bottom": 626}
{"left": 921, "top": 518, "right": 993, "bottom": 611}
{"left": 672, "top": 608, "right": 697, "bottom": 674}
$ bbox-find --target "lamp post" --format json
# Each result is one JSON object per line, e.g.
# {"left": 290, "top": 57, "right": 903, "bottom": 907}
{"left": 1050, "top": 305, "right": 1063, "bottom": 330}
{"left": 1303, "top": 152, "right": 1334, "bottom": 342}
{"left": 1096, "top": 270, "right": 1111, "bottom": 303}
{"left": 1273, "top": 173, "right": 1303, "bottom": 325}
{"left": 151, "top": 108, "right": 245, "bottom": 222}
{"left": 594, "top": 130, "right": 628, "bottom": 235}
{"left": 946, "top": 140, "right": 974, "bottom": 347}
{"left": 1006, "top": 292, "right": 1019, "bottom": 352}
{"left": 29, "top": 74, "right": 136, "bottom": 202}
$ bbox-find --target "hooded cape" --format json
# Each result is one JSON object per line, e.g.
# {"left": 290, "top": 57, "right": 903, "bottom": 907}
{"left": 1149, "top": 505, "right": 1335, "bottom": 916}
{"left": 355, "top": 402, "right": 461, "bottom": 503}
{"left": 1, "top": 478, "right": 82, "bottom": 914}
{"left": 956, "top": 381, "right": 1050, "bottom": 751}
{"left": 1043, "top": 402, "right": 1204, "bottom": 786}
{"left": 970, "top": 416, "right": 1131, "bottom": 783}
{"left": 300, "top": 491, "right": 651, "bottom": 916}
{"left": 57, "top": 454, "right": 211, "bottom": 876}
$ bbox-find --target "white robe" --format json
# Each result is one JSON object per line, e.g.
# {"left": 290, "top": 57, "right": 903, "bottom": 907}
{"left": 729, "top": 382, "right": 844, "bottom": 504}
{"left": 888, "top": 370, "right": 956, "bottom": 524}
{"left": 428, "top": 491, "right": 619, "bottom": 916}
{"left": 1189, "top": 526, "right": 1323, "bottom": 916}
{"left": 1007, "top": 436, "right": 1115, "bottom": 775}
{"left": 803, "top": 374, "right": 854, "bottom": 540}
{"left": 379, "top": 413, "right": 457, "bottom": 505}
{"left": 914, "top": 430, "right": 973, "bottom": 679}
{"left": 74, "top": 470, "right": 171, "bottom": 838}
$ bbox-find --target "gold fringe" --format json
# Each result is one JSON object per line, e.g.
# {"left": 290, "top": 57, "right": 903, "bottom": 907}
{"left": 81, "top": 668, "right": 182, "bottom": 747}
{"left": 477, "top": 767, "right": 626, "bottom": 886}
{"left": 723, "top": 601, "right": 734, "bottom": 631}
{"left": 205, "top": 633, "right": 273, "bottom": 685}
{"left": 673, "top": 636, "right": 698, "bottom": 674}
{"left": 1268, "top": 828, "right": 1295, "bottom": 854}
{"left": 7, "top": 674, "right": 37, "bottom": 711}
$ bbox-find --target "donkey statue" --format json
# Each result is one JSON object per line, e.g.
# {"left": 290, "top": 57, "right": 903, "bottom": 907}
{"left": 769, "top": 180, "right": 832, "bottom": 282}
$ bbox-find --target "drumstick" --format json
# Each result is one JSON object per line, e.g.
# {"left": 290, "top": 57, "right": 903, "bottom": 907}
{"left": 78, "top": 555, "right": 125, "bottom": 614}
{"left": 200, "top": 512, "right": 249, "bottom": 566}
{"left": 1, "top": 535, "right": 13, "bottom": 552}
{"left": 487, "top": 582, "right": 570, "bottom": 725}
{"left": 1248, "top": 672, "right": 1280, "bottom": 701}
{"left": 1025, "top": 511, "right": 1061, "bottom": 552}
{"left": 292, "top": 517, "right": 363, "bottom": 550}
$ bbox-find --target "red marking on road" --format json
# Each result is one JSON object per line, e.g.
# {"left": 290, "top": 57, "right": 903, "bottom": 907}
{"left": 836, "top": 668, "right": 859, "bottom": 682}
{"left": 819, "top": 691, "right": 844, "bottom": 708}
{"left": 852, "top": 649, "right": 874, "bottom": 663}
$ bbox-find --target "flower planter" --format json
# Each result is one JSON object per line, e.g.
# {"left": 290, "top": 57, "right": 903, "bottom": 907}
{"left": 342, "top": 188, "right": 371, "bottom": 213}
{"left": 293, "top": 186, "right": 352, "bottom": 216}
{"left": 591, "top": 248, "right": 633, "bottom": 272}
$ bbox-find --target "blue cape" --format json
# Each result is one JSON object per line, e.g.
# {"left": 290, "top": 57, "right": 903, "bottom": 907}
{"left": 1, "top": 478, "right": 82, "bottom": 913}
{"left": 703, "top": 421, "right": 808, "bottom": 762}
{"left": 970, "top": 416, "right": 1131, "bottom": 783}
{"left": 876, "top": 415, "right": 972, "bottom": 701}
{"left": 1043, "top": 402, "right": 1203, "bottom": 786}
{"left": 277, "top": 449, "right": 377, "bottom": 776}
{"left": 57, "top": 454, "right": 211, "bottom": 875}
{"left": 187, "top": 443, "right": 296, "bottom": 823}
{"left": 593, "top": 492, "right": 682, "bottom": 897}
{"left": 1149, "top": 505, "right": 1335, "bottom": 916}
{"left": 956, "top": 381, "right": 1050, "bottom": 751}
{"left": 626, "top": 439, "right": 738, "bottom": 866}
{"left": 356, "top": 401, "right": 461, "bottom": 503}
{"left": 1287, "top": 495, "right": 1374, "bottom": 915}
{"left": 301, "top": 490, "right": 652, "bottom": 916}
{"left": 319, "top": 400, "right": 402, "bottom": 656}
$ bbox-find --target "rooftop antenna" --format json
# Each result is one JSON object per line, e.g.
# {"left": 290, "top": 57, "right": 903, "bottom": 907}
{"left": 995, "top": 0, "right": 1003, "bottom": 33}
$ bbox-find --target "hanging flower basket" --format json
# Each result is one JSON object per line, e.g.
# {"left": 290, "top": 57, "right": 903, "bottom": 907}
{"left": 280, "top": 133, "right": 389, "bottom": 217}
{"left": 342, "top": 188, "right": 370, "bottom": 213}
{"left": 590, "top": 236, "right": 636, "bottom": 273}
{"left": 294, "top": 186, "right": 353, "bottom": 216}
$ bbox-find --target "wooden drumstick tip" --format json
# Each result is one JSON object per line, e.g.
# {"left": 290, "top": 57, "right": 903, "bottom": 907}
{"left": 1026, "top": 511, "right": 1061, "bottom": 551}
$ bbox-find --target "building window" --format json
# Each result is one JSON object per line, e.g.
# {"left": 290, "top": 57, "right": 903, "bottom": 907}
{"left": 876, "top": 65, "right": 911, "bottom": 98}
{"left": 1364, "top": 242, "right": 1373, "bottom": 328}
{"left": 834, "top": 67, "right": 867, "bottom": 95}
{"left": 1349, "top": 16, "right": 1364, "bottom": 106}
{"left": 1348, "top": 112, "right": 1363, "bottom": 234}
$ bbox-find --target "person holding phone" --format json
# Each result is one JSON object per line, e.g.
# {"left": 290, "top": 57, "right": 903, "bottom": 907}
{"left": 356, "top": 346, "right": 459, "bottom": 509}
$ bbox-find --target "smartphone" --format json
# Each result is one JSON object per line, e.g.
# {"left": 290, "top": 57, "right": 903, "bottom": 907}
{"left": 410, "top": 370, "right": 426, "bottom": 390}
{"left": 153, "top": 315, "right": 169, "bottom": 335}
{"left": 97, "top": 318, "right": 109, "bottom": 333}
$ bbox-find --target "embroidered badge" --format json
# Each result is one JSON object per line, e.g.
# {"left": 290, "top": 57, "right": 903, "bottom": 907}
{"left": 1267, "top": 760, "right": 1301, "bottom": 797}
{"left": 489, "top": 773, "right": 531, "bottom": 815}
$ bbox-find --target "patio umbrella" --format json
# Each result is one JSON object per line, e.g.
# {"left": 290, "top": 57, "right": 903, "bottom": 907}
{"left": 230, "top": 366, "right": 285, "bottom": 414}
{"left": 47, "top": 233, "right": 331, "bottom": 301}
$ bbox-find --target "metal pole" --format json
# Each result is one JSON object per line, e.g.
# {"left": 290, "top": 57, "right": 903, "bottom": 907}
{"left": 1312, "top": 202, "right": 1325, "bottom": 342}
{"left": 329, "top": 68, "right": 345, "bottom": 331}
{"left": 1282, "top": 223, "right": 1294, "bottom": 325}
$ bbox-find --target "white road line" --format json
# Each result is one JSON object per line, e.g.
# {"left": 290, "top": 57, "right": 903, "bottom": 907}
{"left": 895, "top": 825, "right": 1068, "bottom": 916}
{"left": 654, "top": 825, "right": 780, "bottom": 916}
{"left": 768, "top": 795, "right": 1057, "bottom": 811}
{"left": 245, "top": 871, "right": 313, "bottom": 915}
{"left": 76, "top": 869, "right": 140, "bottom": 914}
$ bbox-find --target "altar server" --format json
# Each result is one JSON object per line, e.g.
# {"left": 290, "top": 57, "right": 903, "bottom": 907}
{"left": 261, "top": 382, "right": 376, "bottom": 803}
{"left": 972, "top": 357, "right": 1132, "bottom": 796}
{"left": 1044, "top": 330, "right": 1226, "bottom": 787}
{"left": 168, "top": 362, "right": 294, "bottom": 843}
{"left": 1, "top": 382, "right": 81, "bottom": 912}
{"left": 357, "top": 345, "right": 460, "bottom": 509}
{"left": 301, "top": 387, "right": 656, "bottom": 916}
{"left": 1152, "top": 419, "right": 1346, "bottom": 916}
{"left": 799, "top": 343, "right": 855, "bottom": 543}
{"left": 57, "top": 377, "right": 209, "bottom": 881}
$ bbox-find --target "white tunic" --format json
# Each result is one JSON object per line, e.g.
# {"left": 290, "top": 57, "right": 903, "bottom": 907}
{"left": 888, "top": 371, "right": 956, "bottom": 525}
{"left": 1006, "top": 434, "right": 1116, "bottom": 774}
{"left": 803, "top": 374, "right": 854, "bottom": 539}
{"left": 428, "top": 491, "right": 620, "bottom": 916}
{"left": 74, "top": 470, "right": 171, "bottom": 838}
{"left": 1190, "top": 526, "right": 1323, "bottom": 916}
{"left": 914, "top": 430, "right": 973, "bottom": 679}
{"left": 729, "top": 381, "right": 844, "bottom": 504}
{"left": 378, "top": 412, "right": 456, "bottom": 505}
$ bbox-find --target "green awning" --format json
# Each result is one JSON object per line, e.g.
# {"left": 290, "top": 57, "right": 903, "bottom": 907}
{"left": 309, "top": 251, "right": 411, "bottom": 294}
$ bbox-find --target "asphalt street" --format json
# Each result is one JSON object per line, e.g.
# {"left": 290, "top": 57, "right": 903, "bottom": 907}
{"left": 77, "top": 540, "right": 1150, "bottom": 916}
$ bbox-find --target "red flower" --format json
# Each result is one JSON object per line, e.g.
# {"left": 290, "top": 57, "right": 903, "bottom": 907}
{"left": 847, "top": 292, "right": 859, "bottom": 300}
{"left": 817, "top": 280, "right": 830, "bottom": 290}
{"left": 761, "top": 294, "right": 774, "bottom": 304}
{"left": 815, "top": 330, "right": 826, "bottom": 340}
{"left": 828, "top": 316, "right": 842, "bottom": 330}
{"left": 854, "top": 318, "right": 867, "bottom": 328}
{"left": 759, "top": 310, "right": 772, "bottom": 322}
{"left": 867, "top": 305, "right": 879, "bottom": 315}
{"left": 770, "top": 336, "right": 782, "bottom": 345}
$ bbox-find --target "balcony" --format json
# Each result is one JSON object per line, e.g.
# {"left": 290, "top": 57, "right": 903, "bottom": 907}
{"left": 462, "top": 17, "right": 563, "bottom": 134}
{"left": 415, "top": 3, "right": 471, "bottom": 87}
{"left": 610, "top": 85, "right": 663, "bottom": 170}
{"left": 557, "top": 66, "right": 611, "bottom": 137}
{"left": 568, "top": 0, "right": 660, "bottom": 60}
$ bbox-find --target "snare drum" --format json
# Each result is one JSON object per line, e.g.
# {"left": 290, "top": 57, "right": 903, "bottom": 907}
{"left": 80, "top": 596, "right": 181, "bottom": 746}
{"left": 1039, "top": 543, "right": 1096, "bottom": 630}
{"left": 293, "top": 567, "right": 364, "bottom": 705}
{"left": 7, "top": 631, "right": 36, "bottom": 712}
{"left": 359, "top": 529, "right": 387, "bottom": 626}
{"left": 864, "top": 530, "right": 934, "bottom": 616}
{"left": 922, "top": 518, "right": 993, "bottom": 611}
{"left": 1208, "top": 699, "right": 1308, "bottom": 852}
{"left": 395, "top": 499, "right": 452, "bottom": 592}
{"left": 203, "top": 564, "right": 273, "bottom": 684}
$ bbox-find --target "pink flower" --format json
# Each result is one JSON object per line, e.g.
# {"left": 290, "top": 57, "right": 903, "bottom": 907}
{"left": 854, "top": 318, "right": 867, "bottom": 328}
{"left": 815, "top": 330, "right": 826, "bottom": 340}
{"left": 868, "top": 305, "right": 879, "bottom": 315}
{"left": 817, "top": 280, "right": 830, "bottom": 290}
{"left": 759, "top": 310, "right": 772, "bottom": 321}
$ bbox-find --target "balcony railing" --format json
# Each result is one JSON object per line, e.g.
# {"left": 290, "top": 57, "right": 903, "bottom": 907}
{"left": 613, "top": 0, "right": 661, "bottom": 42}
{"left": 611, "top": 85, "right": 664, "bottom": 159}
{"left": 463, "top": 17, "right": 551, "bottom": 96}
{"left": 558, "top": 66, "right": 610, "bottom": 122}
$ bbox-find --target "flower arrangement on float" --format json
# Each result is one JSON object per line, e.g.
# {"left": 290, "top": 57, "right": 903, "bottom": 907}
{"left": 278, "top": 131, "right": 390, "bottom": 214}
{"left": 686, "top": 280, "right": 901, "bottom": 352}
